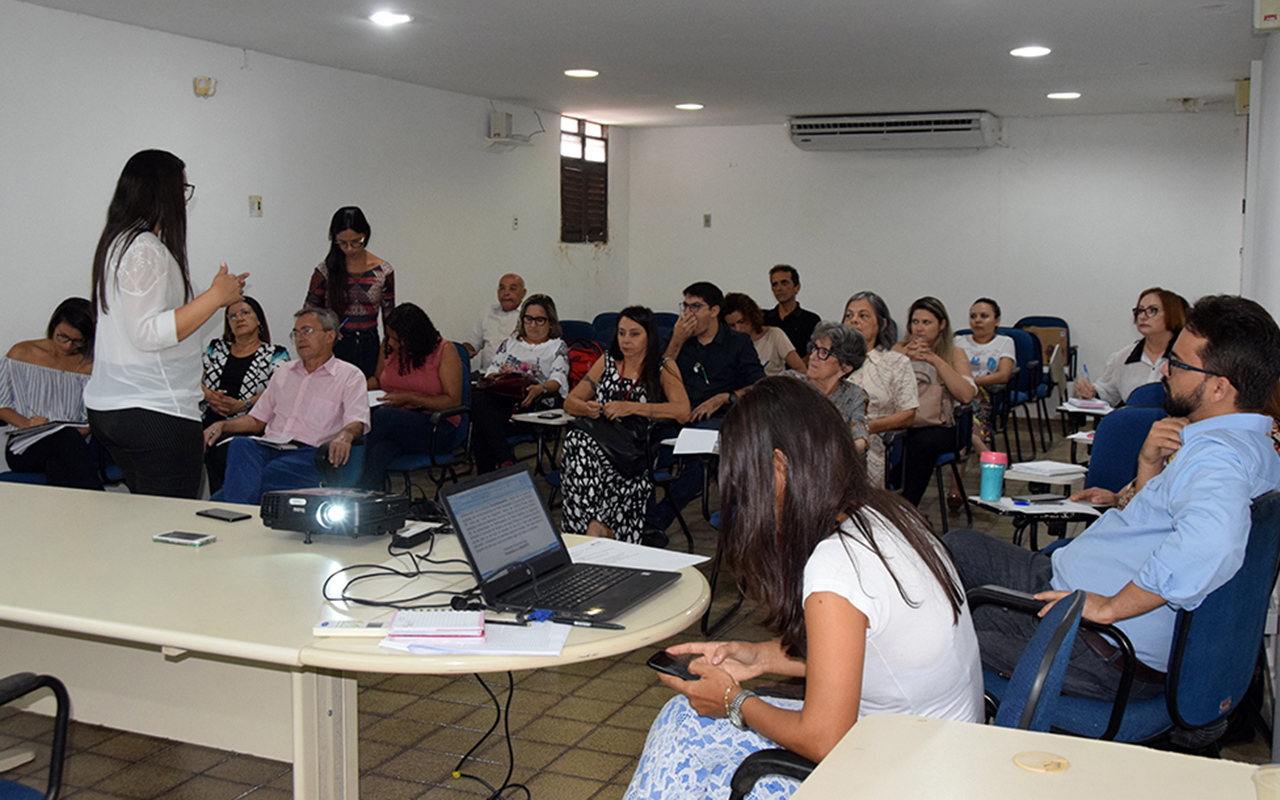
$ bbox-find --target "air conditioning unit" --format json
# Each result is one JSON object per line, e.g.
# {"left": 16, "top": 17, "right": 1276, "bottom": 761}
{"left": 789, "top": 111, "right": 1001, "bottom": 151}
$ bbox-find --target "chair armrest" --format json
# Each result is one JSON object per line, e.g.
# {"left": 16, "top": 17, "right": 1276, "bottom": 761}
{"left": 729, "top": 749, "right": 818, "bottom": 800}
{"left": 0, "top": 672, "right": 39, "bottom": 706}
{"left": 965, "top": 585, "right": 1137, "bottom": 740}
{"left": 428, "top": 405, "right": 469, "bottom": 424}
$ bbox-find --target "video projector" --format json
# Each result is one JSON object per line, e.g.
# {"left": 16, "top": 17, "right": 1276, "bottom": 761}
{"left": 260, "top": 488, "right": 409, "bottom": 544}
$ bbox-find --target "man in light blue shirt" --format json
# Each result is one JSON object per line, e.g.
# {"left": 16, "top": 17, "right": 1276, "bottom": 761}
{"left": 948, "top": 295, "right": 1280, "bottom": 701}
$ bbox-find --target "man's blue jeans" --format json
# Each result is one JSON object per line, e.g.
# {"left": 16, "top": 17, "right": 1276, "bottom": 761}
{"left": 214, "top": 438, "right": 321, "bottom": 505}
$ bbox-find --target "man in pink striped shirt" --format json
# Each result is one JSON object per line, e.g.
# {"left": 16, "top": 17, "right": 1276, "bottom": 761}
{"left": 206, "top": 308, "right": 370, "bottom": 504}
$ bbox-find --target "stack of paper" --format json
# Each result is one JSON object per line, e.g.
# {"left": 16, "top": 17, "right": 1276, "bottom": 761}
{"left": 1067, "top": 397, "right": 1110, "bottom": 411}
{"left": 384, "top": 609, "right": 485, "bottom": 646}
{"left": 1012, "top": 461, "right": 1088, "bottom": 477}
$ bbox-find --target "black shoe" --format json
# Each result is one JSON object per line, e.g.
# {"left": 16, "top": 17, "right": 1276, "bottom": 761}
{"left": 639, "top": 528, "right": 670, "bottom": 549}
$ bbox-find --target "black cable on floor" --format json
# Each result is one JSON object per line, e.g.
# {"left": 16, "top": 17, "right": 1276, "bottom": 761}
{"left": 451, "top": 671, "right": 530, "bottom": 800}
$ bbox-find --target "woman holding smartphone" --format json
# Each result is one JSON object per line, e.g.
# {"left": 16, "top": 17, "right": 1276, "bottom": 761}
{"left": 85, "top": 150, "right": 246, "bottom": 497}
{"left": 626, "top": 377, "right": 981, "bottom": 799}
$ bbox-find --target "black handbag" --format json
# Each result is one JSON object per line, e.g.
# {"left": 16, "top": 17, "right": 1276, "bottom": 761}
{"left": 571, "top": 415, "right": 654, "bottom": 480}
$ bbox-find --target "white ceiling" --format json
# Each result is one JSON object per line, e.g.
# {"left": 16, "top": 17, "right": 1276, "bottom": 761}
{"left": 19, "top": 0, "right": 1267, "bottom": 127}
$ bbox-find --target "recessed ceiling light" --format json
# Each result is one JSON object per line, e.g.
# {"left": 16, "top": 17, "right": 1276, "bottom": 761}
{"left": 564, "top": 69, "right": 600, "bottom": 78}
{"left": 676, "top": 103, "right": 704, "bottom": 110}
{"left": 1010, "top": 45, "right": 1051, "bottom": 58}
{"left": 1047, "top": 92, "right": 1081, "bottom": 100}
{"left": 369, "top": 11, "right": 412, "bottom": 26}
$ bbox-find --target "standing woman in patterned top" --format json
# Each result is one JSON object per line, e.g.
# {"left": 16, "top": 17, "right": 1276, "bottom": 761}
{"left": 0, "top": 298, "right": 101, "bottom": 489}
{"left": 305, "top": 206, "right": 394, "bottom": 378}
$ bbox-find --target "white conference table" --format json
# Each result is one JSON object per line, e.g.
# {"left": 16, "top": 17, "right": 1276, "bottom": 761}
{"left": 792, "top": 714, "right": 1256, "bottom": 799}
{"left": 0, "top": 483, "right": 709, "bottom": 799}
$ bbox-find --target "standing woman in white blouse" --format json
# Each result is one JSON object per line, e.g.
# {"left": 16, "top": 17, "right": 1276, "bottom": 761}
{"left": 84, "top": 150, "right": 247, "bottom": 498}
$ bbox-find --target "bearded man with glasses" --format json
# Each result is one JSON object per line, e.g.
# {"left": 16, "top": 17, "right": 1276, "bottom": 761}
{"left": 948, "top": 295, "right": 1280, "bottom": 703}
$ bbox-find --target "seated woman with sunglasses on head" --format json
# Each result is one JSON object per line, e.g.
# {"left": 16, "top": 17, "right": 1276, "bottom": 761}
{"left": 0, "top": 298, "right": 102, "bottom": 489}
{"left": 625, "top": 377, "right": 982, "bottom": 800}
{"left": 1075, "top": 287, "right": 1186, "bottom": 407}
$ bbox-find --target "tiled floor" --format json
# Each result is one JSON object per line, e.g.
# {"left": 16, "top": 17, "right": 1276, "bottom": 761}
{"left": 1, "top": 422, "right": 1272, "bottom": 798}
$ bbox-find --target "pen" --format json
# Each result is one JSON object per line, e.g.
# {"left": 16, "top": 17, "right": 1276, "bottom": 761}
{"left": 1082, "top": 364, "right": 1090, "bottom": 381}
{"left": 551, "top": 616, "right": 625, "bottom": 630}
{"left": 486, "top": 618, "right": 528, "bottom": 627}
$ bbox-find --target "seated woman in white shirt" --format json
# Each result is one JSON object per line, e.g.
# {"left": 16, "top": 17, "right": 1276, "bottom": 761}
{"left": 471, "top": 294, "right": 570, "bottom": 473}
{"left": 1075, "top": 287, "right": 1186, "bottom": 407}
{"left": 625, "top": 377, "right": 983, "bottom": 800}
{"left": 721, "top": 292, "right": 805, "bottom": 377}
{"left": 0, "top": 298, "right": 101, "bottom": 489}
{"left": 951, "top": 297, "right": 1015, "bottom": 509}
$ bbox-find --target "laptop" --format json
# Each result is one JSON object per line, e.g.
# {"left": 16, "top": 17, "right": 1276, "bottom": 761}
{"left": 439, "top": 464, "right": 680, "bottom": 621}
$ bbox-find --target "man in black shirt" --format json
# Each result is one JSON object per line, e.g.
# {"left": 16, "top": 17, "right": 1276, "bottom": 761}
{"left": 762, "top": 264, "right": 821, "bottom": 354}
{"left": 645, "top": 281, "right": 764, "bottom": 535}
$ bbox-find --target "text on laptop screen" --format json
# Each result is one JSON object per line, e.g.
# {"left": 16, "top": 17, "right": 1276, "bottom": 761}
{"left": 448, "top": 470, "right": 561, "bottom": 580}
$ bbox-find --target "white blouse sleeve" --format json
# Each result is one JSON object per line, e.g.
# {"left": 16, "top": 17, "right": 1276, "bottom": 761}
{"left": 112, "top": 237, "right": 180, "bottom": 353}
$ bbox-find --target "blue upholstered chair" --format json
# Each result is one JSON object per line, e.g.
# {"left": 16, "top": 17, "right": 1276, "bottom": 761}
{"left": 1085, "top": 405, "right": 1166, "bottom": 493}
{"left": 1124, "top": 382, "right": 1166, "bottom": 409}
{"left": 988, "top": 491, "right": 1280, "bottom": 748}
{"left": 1000, "top": 326, "right": 1043, "bottom": 461}
{"left": 559, "top": 319, "right": 596, "bottom": 342}
{"left": 968, "top": 587, "right": 1086, "bottom": 731}
{"left": 726, "top": 588, "right": 1086, "bottom": 799}
{"left": 0, "top": 673, "right": 69, "bottom": 800}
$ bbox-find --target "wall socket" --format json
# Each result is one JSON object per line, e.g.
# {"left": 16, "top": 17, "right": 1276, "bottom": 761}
{"left": 513, "top": 215, "right": 519, "bottom": 231}
{"left": 248, "top": 195, "right": 263, "bottom": 217}
{"left": 703, "top": 214, "right": 712, "bottom": 228}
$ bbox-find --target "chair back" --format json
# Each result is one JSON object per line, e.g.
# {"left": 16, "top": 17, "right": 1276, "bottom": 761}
{"left": 559, "top": 319, "right": 596, "bottom": 341}
{"left": 1166, "top": 491, "right": 1280, "bottom": 728}
{"left": 1084, "top": 406, "right": 1167, "bottom": 492}
{"left": 998, "top": 327, "right": 1041, "bottom": 402}
{"left": 994, "top": 590, "right": 1085, "bottom": 732}
{"left": 592, "top": 311, "right": 620, "bottom": 332}
{"left": 1124, "top": 382, "right": 1166, "bottom": 408}
{"left": 653, "top": 312, "right": 680, "bottom": 328}
{"left": 446, "top": 342, "right": 473, "bottom": 453}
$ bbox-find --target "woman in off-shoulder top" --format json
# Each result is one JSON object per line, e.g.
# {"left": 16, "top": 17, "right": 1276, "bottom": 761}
{"left": 0, "top": 298, "right": 100, "bottom": 489}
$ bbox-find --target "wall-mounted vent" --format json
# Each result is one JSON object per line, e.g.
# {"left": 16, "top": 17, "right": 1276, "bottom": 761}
{"left": 790, "top": 112, "right": 1001, "bottom": 151}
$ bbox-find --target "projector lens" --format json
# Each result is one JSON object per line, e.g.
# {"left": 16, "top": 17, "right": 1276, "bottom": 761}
{"left": 319, "top": 503, "right": 348, "bottom": 527}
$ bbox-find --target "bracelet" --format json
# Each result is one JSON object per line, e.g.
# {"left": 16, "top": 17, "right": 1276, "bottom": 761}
{"left": 724, "top": 685, "right": 736, "bottom": 717}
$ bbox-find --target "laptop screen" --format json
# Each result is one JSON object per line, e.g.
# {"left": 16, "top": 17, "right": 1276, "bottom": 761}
{"left": 445, "top": 467, "right": 562, "bottom": 581}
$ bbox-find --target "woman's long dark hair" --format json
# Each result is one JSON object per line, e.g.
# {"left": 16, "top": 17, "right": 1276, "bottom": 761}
{"left": 47, "top": 297, "right": 95, "bottom": 362}
{"left": 221, "top": 296, "right": 272, "bottom": 345}
{"left": 609, "top": 305, "right": 665, "bottom": 400}
{"left": 324, "top": 206, "right": 372, "bottom": 316}
{"left": 92, "top": 150, "right": 191, "bottom": 314}
{"left": 719, "top": 377, "right": 964, "bottom": 659}
{"left": 385, "top": 302, "right": 442, "bottom": 375}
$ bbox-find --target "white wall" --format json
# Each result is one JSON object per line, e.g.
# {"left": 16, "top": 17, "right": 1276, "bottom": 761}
{"left": 0, "top": 0, "right": 629, "bottom": 356}
{"left": 626, "top": 114, "right": 1247, "bottom": 374}
{"left": 1244, "top": 38, "right": 1280, "bottom": 313}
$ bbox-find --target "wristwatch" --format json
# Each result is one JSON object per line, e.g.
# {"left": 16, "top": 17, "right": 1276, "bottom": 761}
{"left": 727, "top": 688, "right": 756, "bottom": 731}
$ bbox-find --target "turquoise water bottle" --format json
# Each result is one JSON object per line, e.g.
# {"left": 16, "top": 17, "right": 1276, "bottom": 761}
{"left": 979, "top": 451, "right": 1008, "bottom": 502}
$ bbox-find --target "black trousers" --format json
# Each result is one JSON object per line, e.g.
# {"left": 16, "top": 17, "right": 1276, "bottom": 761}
{"left": 900, "top": 425, "right": 958, "bottom": 506}
{"left": 471, "top": 389, "right": 521, "bottom": 473}
{"left": 88, "top": 408, "right": 203, "bottom": 498}
{"left": 334, "top": 328, "right": 380, "bottom": 379}
{"left": 5, "top": 428, "right": 102, "bottom": 490}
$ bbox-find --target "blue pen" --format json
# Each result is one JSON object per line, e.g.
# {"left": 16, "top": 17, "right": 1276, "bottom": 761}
{"left": 1082, "top": 364, "right": 1090, "bottom": 381}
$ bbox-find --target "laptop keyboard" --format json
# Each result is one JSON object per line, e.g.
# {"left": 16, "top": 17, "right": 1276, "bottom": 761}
{"left": 520, "top": 564, "right": 634, "bottom": 610}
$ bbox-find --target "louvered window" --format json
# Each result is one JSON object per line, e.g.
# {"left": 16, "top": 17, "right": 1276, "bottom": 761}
{"left": 560, "top": 117, "right": 607, "bottom": 243}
